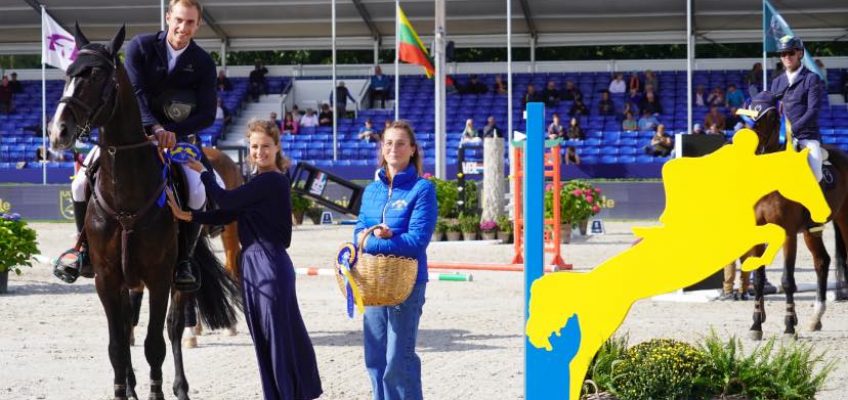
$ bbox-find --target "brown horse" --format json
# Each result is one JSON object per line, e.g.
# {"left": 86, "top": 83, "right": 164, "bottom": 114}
{"left": 204, "top": 148, "right": 242, "bottom": 278}
{"left": 745, "top": 91, "right": 848, "bottom": 340}
{"left": 49, "top": 25, "right": 240, "bottom": 400}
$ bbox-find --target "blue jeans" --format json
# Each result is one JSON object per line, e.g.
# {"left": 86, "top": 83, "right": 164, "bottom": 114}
{"left": 363, "top": 283, "right": 426, "bottom": 400}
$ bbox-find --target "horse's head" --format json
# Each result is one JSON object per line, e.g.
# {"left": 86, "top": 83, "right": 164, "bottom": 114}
{"left": 49, "top": 24, "right": 125, "bottom": 150}
{"left": 762, "top": 139, "right": 831, "bottom": 223}
{"left": 737, "top": 91, "right": 782, "bottom": 154}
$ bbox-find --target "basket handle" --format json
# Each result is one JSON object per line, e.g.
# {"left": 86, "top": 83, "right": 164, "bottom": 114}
{"left": 358, "top": 225, "right": 383, "bottom": 252}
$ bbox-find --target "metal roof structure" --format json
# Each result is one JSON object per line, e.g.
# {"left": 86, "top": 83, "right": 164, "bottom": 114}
{"left": 1, "top": 0, "right": 846, "bottom": 54}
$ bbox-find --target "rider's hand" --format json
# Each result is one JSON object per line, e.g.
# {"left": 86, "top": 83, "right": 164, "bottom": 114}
{"left": 186, "top": 159, "right": 205, "bottom": 173}
{"left": 153, "top": 127, "right": 176, "bottom": 150}
{"left": 165, "top": 188, "right": 192, "bottom": 222}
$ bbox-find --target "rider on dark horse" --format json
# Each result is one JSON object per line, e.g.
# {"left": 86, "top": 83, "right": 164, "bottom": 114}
{"left": 59, "top": 0, "right": 220, "bottom": 291}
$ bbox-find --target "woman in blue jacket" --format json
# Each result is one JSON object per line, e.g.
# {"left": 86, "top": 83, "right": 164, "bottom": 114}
{"left": 354, "top": 120, "right": 438, "bottom": 400}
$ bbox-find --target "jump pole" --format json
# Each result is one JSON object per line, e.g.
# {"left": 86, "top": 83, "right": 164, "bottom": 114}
{"left": 295, "top": 267, "right": 473, "bottom": 282}
{"left": 428, "top": 261, "right": 556, "bottom": 273}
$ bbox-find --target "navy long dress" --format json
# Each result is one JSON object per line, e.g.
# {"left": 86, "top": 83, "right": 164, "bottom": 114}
{"left": 192, "top": 170, "right": 322, "bottom": 400}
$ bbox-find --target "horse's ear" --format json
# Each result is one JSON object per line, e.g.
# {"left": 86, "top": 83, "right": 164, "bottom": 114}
{"left": 109, "top": 25, "right": 126, "bottom": 56}
{"left": 73, "top": 21, "right": 90, "bottom": 49}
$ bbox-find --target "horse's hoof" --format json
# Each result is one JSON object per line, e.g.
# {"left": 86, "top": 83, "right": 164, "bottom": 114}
{"left": 783, "top": 332, "right": 798, "bottom": 340}
{"left": 148, "top": 394, "right": 165, "bottom": 400}
{"left": 183, "top": 336, "right": 197, "bottom": 348}
{"left": 227, "top": 326, "right": 237, "bottom": 336}
{"left": 748, "top": 330, "right": 763, "bottom": 341}
{"left": 809, "top": 320, "right": 823, "bottom": 331}
{"left": 193, "top": 324, "right": 203, "bottom": 336}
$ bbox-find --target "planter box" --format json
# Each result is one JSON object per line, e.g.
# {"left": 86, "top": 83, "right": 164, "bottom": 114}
{"left": 0, "top": 270, "right": 8, "bottom": 294}
{"left": 431, "top": 232, "right": 442, "bottom": 242}
{"left": 445, "top": 232, "right": 462, "bottom": 241}
{"left": 462, "top": 231, "right": 477, "bottom": 241}
{"left": 481, "top": 231, "right": 497, "bottom": 241}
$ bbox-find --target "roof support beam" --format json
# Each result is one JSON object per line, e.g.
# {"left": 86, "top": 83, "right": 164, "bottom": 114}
{"left": 517, "top": 0, "right": 537, "bottom": 40}
{"left": 202, "top": 8, "right": 229, "bottom": 42}
{"left": 352, "top": 0, "right": 381, "bottom": 44}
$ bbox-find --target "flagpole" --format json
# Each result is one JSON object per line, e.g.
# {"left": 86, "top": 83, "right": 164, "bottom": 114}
{"left": 762, "top": 0, "right": 768, "bottom": 91}
{"left": 394, "top": 0, "right": 400, "bottom": 121}
{"left": 41, "top": 5, "right": 47, "bottom": 185}
{"left": 331, "top": 0, "right": 337, "bottom": 161}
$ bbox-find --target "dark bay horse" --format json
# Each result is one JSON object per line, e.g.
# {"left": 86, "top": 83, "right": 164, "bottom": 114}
{"left": 49, "top": 25, "right": 240, "bottom": 400}
{"left": 744, "top": 92, "right": 848, "bottom": 340}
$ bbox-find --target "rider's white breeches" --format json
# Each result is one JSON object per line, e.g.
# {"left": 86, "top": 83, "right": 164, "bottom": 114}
{"left": 799, "top": 139, "right": 823, "bottom": 182}
{"left": 71, "top": 146, "right": 224, "bottom": 210}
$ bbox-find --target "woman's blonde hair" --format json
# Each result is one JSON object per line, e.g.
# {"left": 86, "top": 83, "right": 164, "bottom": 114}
{"left": 245, "top": 119, "right": 290, "bottom": 172}
{"left": 378, "top": 120, "right": 423, "bottom": 176}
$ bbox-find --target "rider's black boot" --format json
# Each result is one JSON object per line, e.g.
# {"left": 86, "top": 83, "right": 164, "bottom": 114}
{"left": 174, "top": 220, "right": 202, "bottom": 292}
{"left": 53, "top": 201, "right": 91, "bottom": 283}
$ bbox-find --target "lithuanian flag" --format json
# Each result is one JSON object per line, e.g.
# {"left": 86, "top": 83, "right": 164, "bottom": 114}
{"left": 397, "top": 5, "right": 434, "bottom": 78}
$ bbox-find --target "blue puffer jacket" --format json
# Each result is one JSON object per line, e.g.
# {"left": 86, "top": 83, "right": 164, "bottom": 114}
{"left": 770, "top": 66, "right": 823, "bottom": 141}
{"left": 354, "top": 165, "right": 438, "bottom": 283}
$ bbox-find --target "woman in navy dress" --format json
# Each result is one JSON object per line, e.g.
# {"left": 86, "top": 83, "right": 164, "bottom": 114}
{"left": 167, "top": 119, "right": 322, "bottom": 400}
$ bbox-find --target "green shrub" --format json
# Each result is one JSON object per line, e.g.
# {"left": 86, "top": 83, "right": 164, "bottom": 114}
{"left": 0, "top": 213, "right": 39, "bottom": 275}
{"left": 611, "top": 338, "right": 709, "bottom": 400}
{"left": 496, "top": 214, "right": 513, "bottom": 233}
{"left": 429, "top": 177, "right": 459, "bottom": 218}
{"left": 458, "top": 214, "right": 479, "bottom": 233}
{"left": 583, "top": 335, "right": 629, "bottom": 396}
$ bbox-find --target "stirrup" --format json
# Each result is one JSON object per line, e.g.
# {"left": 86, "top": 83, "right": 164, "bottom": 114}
{"left": 174, "top": 261, "right": 200, "bottom": 293}
{"left": 53, "top": 249, "right": 82, "bottom": 283}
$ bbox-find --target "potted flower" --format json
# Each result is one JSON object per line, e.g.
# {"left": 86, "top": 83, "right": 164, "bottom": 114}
{"left": 459, "top": 214, "right": 479, "bottom": 241}
{"left": 433, "top": 218, "right": 447, "bottom": 242}
{"left": 291, "top": 192, "right": 310, "bottom": 225}
{"left": 496, "top": 215, "right": 513, "bottom": 243}
{"left": 568, "top": 180, "right": 603, "bottom": 235}
{"left": 306, "top": 205, "right": 323, "bottom": 225}
{"left": 0, "top": 213, "right": 39, "bottom": 294}
{"left": 479, "top": 220, "right": 497, "bottom": 241}
{"left": 445, "top": 219, "right": 462, "bottom": 241}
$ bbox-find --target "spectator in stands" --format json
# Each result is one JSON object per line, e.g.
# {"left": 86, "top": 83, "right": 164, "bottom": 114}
{"left": 645, "top": 124, "right": 673, "bottom": 157}
{"left": 331, "top": 81, "right": 357, "bottom": 118}
{"left": 493, "top": 75, "right": 507, "bottom": 95}
{"left": 691, "top": 123, "right": 705, "bottom": 135}
{"left": 300, "top": 108, "right": 319, "bottom": 128}
{"left": 608, "top": 73, "right": 626, "bottom": 94}
{"left": 746, "top": 62, "right": 764, "bottom": 99}
{"left": 644, "top": 70, "right": 658, "bottom": 91}
{"left": 216, "top": 70, "right": 232, "bottom": 92}
{"left": 215, "top": 98, "right": 232, "bottom": 126}
{"left": 523, "top": 84, "right": 543, "bottom": 107}
{"left": 0, "top": 76, "right": 13, "bottom": 114}
{"left": 704, "top": 105, "right": 726, "bottom": 132}
{"left": 369, "top": 65, "right": 390, "bottom": 109}
{"left": 547, "top": 113, "right": 565, "bottom": 139}
{"left": 482, "top": 116, "right": 501, "bottom": 138}
{"left": 462, "top": 74, "right": 488, "bottom": 95}
{"left": 566, "top": 117, "right": 584, "bottom": 140}
{"left": 622, "top": 111, "right": 638, "bottom": 132}
{"left": 637, "top": 109, "right": 659, "bottom": 132}
{"left": 725, "top": 84, "right": 745, "bottom": 108}
{"left": 639, "top": 91, "right": 662, "bottom": 116}
{"left": 542, "top": 80, "right": 561, "bottom": 108}
{"left": 707, "top": 87, "right": 725, "bottom": 107}
{"left": 628, "top": 73, "right": 641, "bottom": 93}
{"left": 292, "top": 104, "right": 304, "bottom": 116}
{"left": 598, "top": 90, "right": 615, "bottom": 116}
{"left": 569, "top": 96, "right": 589, "bottom": 117}
{"left": 565, "top": 146, "right": 580, "bottom": 165}
{"left": 358, "top": 118, "right": 380, "bottom": 143}
{"left": 248, "top": 60, "right": 268, "bottom": 102}
{"left": 9, "top": 72, "right": 22, "bottom": 94}
{"left": 382, "top": 119, "right": 392, "bottom": 135}
{"left": 693, "top": 84, "right": 707, "bottom": 107}
{"left": 627, "top": 87, "right": 642, "bottom": 110}
{"left": 318, "top": 103, "right": 333, "bottom": 126}
{"left": 562, "top": 80, "right": 582, "bottom": 101}
{"left": 282, "top": 111, "right": 299, "bottom": 135}
{"left": 269, "top": 112, "right": 281, "bottom": 129}
{"left": 619, "top": 102, "right": 634, "bottom": 121}
{"left": 815, "top": 59, "right": 827, "bottom": 78}
{"left": 706, "top": 123, "right": 722, "bottom": 135}
{"left": 461, "top": 118, "right": 481, "bottom": 145}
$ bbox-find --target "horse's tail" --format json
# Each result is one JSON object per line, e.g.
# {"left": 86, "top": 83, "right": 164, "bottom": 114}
{"left": 192, "top": 234, "right": 242, "bottom": 330}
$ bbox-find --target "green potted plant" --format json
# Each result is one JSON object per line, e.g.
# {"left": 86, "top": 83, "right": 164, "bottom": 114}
{"left": 496, "top": 215, "right": 513, "bottom": 243}
{"left": 445, "top": 219, "right": 462, "bottom": 241}
{"left": 291, "top": 192, "right": 310, "bottom": 225}
{"left": 306, "top": 204, "right": 323, "bottom": 225}
{"left": 459, "top": 214, "right": 479, "bottom": 241}
{"left": 0, "top": 213, "right": 39, "bottom": 294}
{"left": 433, "top": 218, "right": 447, "bottom": 242}
{"left": 479, "top": 220, "right": 498, "bottom": 241}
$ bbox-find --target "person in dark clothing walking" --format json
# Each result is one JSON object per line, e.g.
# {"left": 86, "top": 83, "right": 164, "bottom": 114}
{"left": 168, "top": 119, "right": 323, "bottom": 400}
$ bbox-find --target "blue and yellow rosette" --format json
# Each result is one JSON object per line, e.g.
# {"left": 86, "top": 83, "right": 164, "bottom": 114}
{"left": 336, "top": 242, "right": 364, "bottom": 318}
{"left": 170, "top": 142, "right": 201, "bottom": 164}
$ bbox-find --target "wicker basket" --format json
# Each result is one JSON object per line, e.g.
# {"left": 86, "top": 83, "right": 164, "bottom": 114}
{"left": 335, "top": 225, "right": 418, "bottom": 306}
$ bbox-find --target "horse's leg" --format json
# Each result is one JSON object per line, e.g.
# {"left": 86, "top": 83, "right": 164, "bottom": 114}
{"left": 222, "top": 221, "right": 240, "bottom": 281}
{"left": 802, "top": 231, "right": 830, "bottom": 332}
{"left": 167, "top": 291, "right": 190, "bottom": 400}
{"left": 835, "top": 216, "right": 848, "bottom": 301}
{"left": 129, "top": 288, "right": 144, "bottom": 346}
{"left": 747, "top": 246, "right": 767, "bottom": 340}
{"left": 95, "top": 275, "right": 134, "bottom": 400}
{"left": 144, "top": 283, "right": 170, "bottom": 400}
{"left": 781, "top": 233, "right": 803, "bottom": 339}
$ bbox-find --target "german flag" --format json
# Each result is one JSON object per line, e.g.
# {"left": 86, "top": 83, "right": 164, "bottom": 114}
{"left": 397, "top": 5, "right": 434, "bottom": 78}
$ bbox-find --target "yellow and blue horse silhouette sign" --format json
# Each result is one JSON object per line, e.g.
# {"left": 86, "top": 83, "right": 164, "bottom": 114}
{"left": 521, "top": 102, "right": 830, "bottom": 400}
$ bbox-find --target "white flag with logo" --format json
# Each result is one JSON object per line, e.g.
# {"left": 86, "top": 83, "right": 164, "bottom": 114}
{"left": 42, "top": 13, "right": 77, "bottom": 71}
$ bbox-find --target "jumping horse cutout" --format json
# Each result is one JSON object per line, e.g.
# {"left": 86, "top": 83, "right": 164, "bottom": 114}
{"left": 741, "top": 93, "right": 848, "bottom": 340}
{"left": 525, "top": 128, "right": 829, "bottom": 400}
{"left": 48, "top": 25, "right": 241, "bottom": 400}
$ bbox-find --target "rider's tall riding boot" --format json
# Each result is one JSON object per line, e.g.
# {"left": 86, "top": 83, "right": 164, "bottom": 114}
{"left": 174, "top": 220, "right": 201, "bottom": 292}
{"left": 53, "top": 201, "right": 92, "bottom": 283}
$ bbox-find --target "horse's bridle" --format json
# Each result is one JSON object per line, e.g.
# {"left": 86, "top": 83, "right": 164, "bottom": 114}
{"left": 58, "top": 48, "right": 120, "bottom": 142}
